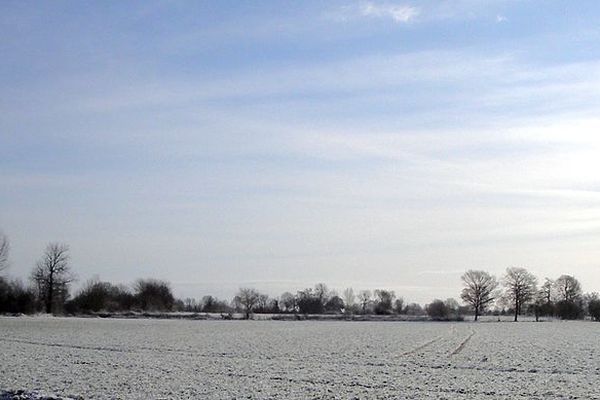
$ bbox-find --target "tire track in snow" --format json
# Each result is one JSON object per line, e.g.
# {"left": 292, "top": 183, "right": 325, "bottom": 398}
{"left": 401, "top": 336, "right": 443, "bottom": 356}
{"left": 450, "top": 330, "right": 475, "bottom": 356}
{"left": 0, "top": 337, "right": 127, "bottom": 353}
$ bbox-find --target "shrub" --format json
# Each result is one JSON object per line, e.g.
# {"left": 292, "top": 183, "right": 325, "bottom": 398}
{"left": 589, "top": 299, "right": 600, "bottom": 321}
{"left": 427, "top": 299, "right": 450, "bottom": 320}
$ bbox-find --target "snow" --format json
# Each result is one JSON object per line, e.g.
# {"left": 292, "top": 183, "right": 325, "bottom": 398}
{"left": 1, "top": 317, "right": 599, "bottom": 399}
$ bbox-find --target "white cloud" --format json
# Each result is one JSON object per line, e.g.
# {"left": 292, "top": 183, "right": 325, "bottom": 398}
{"left": 360, "top": 2, "right": 419, "bottom": 23}
{"left": 496, "top": 14, "right": 507, "bottom": 23}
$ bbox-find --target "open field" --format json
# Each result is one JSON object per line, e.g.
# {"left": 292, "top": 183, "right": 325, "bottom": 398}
{"left": 1, "top": 317, "right": 599, "bottom": 399}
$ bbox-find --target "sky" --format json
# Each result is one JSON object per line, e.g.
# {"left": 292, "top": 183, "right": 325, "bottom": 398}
{"left": 2, "top": 1, "right": 600, "bottom": 304}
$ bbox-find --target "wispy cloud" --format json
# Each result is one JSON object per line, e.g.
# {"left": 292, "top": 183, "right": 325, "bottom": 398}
{"left": 327, "top": 2, "right": 419, "bottom": 23}
{"left": 359, "top": 2, "right": 419, "bottom": 23}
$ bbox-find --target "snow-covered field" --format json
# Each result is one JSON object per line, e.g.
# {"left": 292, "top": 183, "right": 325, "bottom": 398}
{"left": 1, "top": 317, "right": 599, "bottom": 399}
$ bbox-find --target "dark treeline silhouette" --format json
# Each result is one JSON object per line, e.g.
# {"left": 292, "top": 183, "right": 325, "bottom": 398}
{"left": 1, "top": 235, "right": 600, "bottom": 322}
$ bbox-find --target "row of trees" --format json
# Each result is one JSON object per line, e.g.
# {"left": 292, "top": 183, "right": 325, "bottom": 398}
{"left": 229, "top": 285, "right": 434, "bottom": 318}
{"left": 1, "top": 235, "right": 599, "bottom": 322}
{"left": 460, "top": 268, "right": 600, "bottom": 321}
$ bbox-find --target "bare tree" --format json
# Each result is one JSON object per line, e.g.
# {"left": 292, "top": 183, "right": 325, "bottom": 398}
{"left": 358, "top": 290, "right": 371, "bottom": 314}
{"left": 342, "top": 288, "right": 355, "bottom": 312}
{"left": 460, "top": 270, "right": 498, "bottom": 321}
{"left": 133, "top": 278, "right": 174, "bottom": 311}
{"left": 256, "top": 293, "right": 269, "bottom": 312}
{"left": 0, "top": 233, "right": 9, "bottom": 273}
{"left": 503, "top": 267, "right": 538, "bottom": 322}
{"left": 314, "top": 283, "right": 330, "bottom": 307}
{"left": 540, "top": 278, "right": 554, "bottom": 303}
{"left": 279, "top": 291, "right": 296, "bottom": 313}
{"left": 554, "top": 275, "right": 582, "bottom": 302}
{"left": 236, "top": 287, "right": 260, "bottom": 319}
{"left": 31, "top": 243, "right": 74, "bottom": 314}
{"left": 394, "top": 297, "right": 405, "bottom": 314}
{"left": 374, "top": 289, "right": 395, "bottom": 314}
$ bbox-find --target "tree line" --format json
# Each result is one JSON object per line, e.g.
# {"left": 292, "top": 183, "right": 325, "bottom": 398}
{"left": 459, "top": 268, "right": 600, "bottom": 322}
{"left": 1, "top": 236, "right": 599, "bottom": 322}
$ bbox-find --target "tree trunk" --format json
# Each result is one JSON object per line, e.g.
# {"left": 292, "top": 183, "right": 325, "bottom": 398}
{"left": 46, "top": 282, "right": 53, "bottom": 314}
{"left": 46, "top": 273, "right": 54, "bottom": 314}
{"left": 474, "top": 306, "right": 479, "bottom": 321}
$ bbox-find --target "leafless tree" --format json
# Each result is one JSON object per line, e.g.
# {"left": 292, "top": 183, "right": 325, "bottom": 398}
{"left": 358, "top": 290, "right": 371, "bottom": 314}
{"left": 460, "top": 270, "right": 498, "bottom": 321}
{"left": 540, "top": 278, "right": 554, "bottom": 303}
{"left": 133, "top": 278, "right": 174, "bottom": 311}
{"left": 0, "top": 233, "right": 9, "bottom": 273}
{"left": 257, "top": 293, "right": 269, "bottom": 312}
{"left": 236, "top": 287, "right": 260, "bottom": 319}
{"left": 554, "top": 275, "right": 582, "bottom": 302}
{"left": 314, "top": 283, "right": 329, "bottom": 306}
{"left": 503, "top": 267, "right": 538, "bottom": 322}
{"left": 31, "top": 243, "right": 74, "bottom": 314}
{"left": 374, "top": 289, "right": 395, "bottom": 314}
{"left": 279, "top": 291, "right": 296, "bottom": 313}
{"left": 342, "top": 288, "right": 355, "bottom": 311}
{"left": 394, "top": 297, "right": 405, "bottom": 314}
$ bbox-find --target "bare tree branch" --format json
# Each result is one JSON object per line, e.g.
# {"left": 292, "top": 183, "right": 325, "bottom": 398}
{"left": 460, "top": 270, "right": 499, "bottom": 321}
{"left": 30, "top": 242, "right": 74, "bottom": 314}
{"left": 503, "top": 267, "right": 537, "bottom": 322}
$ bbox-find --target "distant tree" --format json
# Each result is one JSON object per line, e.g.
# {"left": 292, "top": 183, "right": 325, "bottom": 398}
{"left": 200, "top": 296, "right": 230, "bottom": 313}
{"left": 374, "top": 289, "right": 395, "bottom": 315}
{"left": 540, "top": 278, "right": 555, "bottom": 303}
{"left": 279, "top": 292, "right": 296, "bottom": 313}
{"left": 133, "top": 279, "right": 174, "bottom": 311}
{"left": 324, "top": 295, "right": 344, "bottom": 313}
{"left": 69, "top": 279, "right": 135, "bottom": 313}
{"left": 296, "top": 288, "right": 323, "bottom": 314}
{"left": 71, "top": 279, "right": 111, "bottom": 312}
{"left": 589, "top": 298, "right": 600, "bottom": 322}
{"left": 426, "top": 299, "right": 449, "bottom": 320}
{"left": 503, "top": 267, "right": 538, "bottom": 322}
{"left": 394, "top": 297, "right": 405, "bottom": 314}
{"left": 0, "top": 233, "right": 9, "bottom": 273}
{"left": 30, "top": 243, "right": 74, "bottom": 314}
{"left": 267, "top": 298, "right": 280, "bottom": 313}
{"left": 314, "top": 283, "right": 330, "bottom": 308}
{"left": 236, "top": 288, "right": 260, "bottom": 319}
{"left": 183, "top": 297, "right": 200, "bottom": 312}
{"left": 202, "top": 295, "right": 217, "bottom": 312}
{"left": 404, "top": 302, "right": 424, "bottom": 315}
{"left": 256, "top": 293, "right": 270, "bottom": 313}
{"left": 460, "top": 270, "right": 498, "bottom": 321}
{"left": 358, "top": 290, "right": 371, "bottom": 314}
{"left": 0, "top": 277, "right": 36, "bottom": 314}
{"left": 444, "top": 298, "right": 460, "bottom": 318}
{"left": 342, "top": 288, "right": 355, "bottom": 312}
{"left": 554, "top": 275, "right": 582, "bottom": 302}
{"left": 555, "top": 299, "right": 584, "bottom": 320}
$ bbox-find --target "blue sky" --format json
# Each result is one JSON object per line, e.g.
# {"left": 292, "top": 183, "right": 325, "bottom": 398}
{"left": 2, "top": 1, "right": 600, "bottom": 303}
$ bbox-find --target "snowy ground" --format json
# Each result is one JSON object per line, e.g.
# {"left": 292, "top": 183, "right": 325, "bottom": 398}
{"left": 1, "top": 317, "right": 599, "bottom": 399}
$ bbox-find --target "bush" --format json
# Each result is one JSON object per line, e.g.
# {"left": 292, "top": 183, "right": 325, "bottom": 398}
{"left": 68, "top": 280, "right": 136, "bottom": 313}
{"left": 324, "top": 296, "right": 344, "bottom": 313}
{"left": 0, "top": 277, "right": 37, "bottom": 314}
{"left": 134, "top": 279, "right": 175, "bottom": 311}
{"left": 555, "top": 300, "right": 584, "bottom": 320}
{"left": 426, "top": 299, "right": 450, "bottom": 320}
{"left": 589, "top": 299, "right": 600, "bottom": 321}
{"left": 296, "top": 289, "right": 323, "bottom": 314}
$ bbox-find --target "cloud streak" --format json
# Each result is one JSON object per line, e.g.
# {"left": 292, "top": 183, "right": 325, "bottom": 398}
{"left": 359, "top": 2, "right": 419, "bottom": 23}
